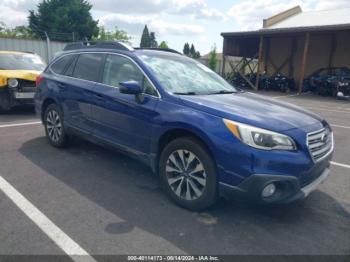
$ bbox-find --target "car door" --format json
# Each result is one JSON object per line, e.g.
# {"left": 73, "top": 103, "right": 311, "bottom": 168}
{"left": 59, "top": 52, "right": 104, "bottom": 133}
{"left": 91, "top": 53, "right": 159, "bottom": 157}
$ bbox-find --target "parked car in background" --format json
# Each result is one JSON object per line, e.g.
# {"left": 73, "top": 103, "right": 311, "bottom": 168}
{"left": 268, "top": 73, "right": 296, "bottom": 93}
{"left": 227, "top": 72, "right": 295, "bottom": 93}
{"left": 0, "top": 51, "right": 46, "bottom": 112}
{"left": 35, "top": 42, "right": 333, "bottom": 210}
{"left": 306, "top": 67, "right": 350, "bottom": 97}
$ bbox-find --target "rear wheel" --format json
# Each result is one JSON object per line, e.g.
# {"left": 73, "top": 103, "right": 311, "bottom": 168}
{"left": 159, "top": 137, "right": 217, "bottom": 210}
{"left": 44, "top": 104, "right": 69, "bottom": 147}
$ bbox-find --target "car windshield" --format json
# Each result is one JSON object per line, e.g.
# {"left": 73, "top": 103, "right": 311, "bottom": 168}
{"left": 138, "top": 53, "right": 237, "bottom": 95}
{"left": 0, "top": 53, "right": 46, "bottom": 71}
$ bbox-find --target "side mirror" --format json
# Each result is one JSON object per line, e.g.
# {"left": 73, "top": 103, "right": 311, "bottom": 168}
{"left": 119, "top": 81, "right": 143, "bottom": 95}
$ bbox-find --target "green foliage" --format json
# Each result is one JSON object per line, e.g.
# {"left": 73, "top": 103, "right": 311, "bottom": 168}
{"left": 159, "top": 41, "right": 169, "bottom": 49}
{"left": 0, "top": 22, "right": 5, "bottom": 32}
{"left": 93, "top": 26, "right": 131, "bottom": 42}
{"left": 190, "top": 44, "right": 195, "bottom": 57}
{"left": 140, "top": 25, "right": 151, "bottom": 47}
{"left": 0, "top": 22, "right": 35, "bottom": 39}
{"left": 183, "top": 43, "right": 200, "bottom": 58}
{"left": 208, "top": 45, "right": 218, "bottom": 71}
{"left": 149, "top": 32, "right": 158, "bottom": 48}
{"left": 183, "top": 42, "right": 190, "bottom": 55}
{"left": 28, "top": 0, "right": 99, "bottom": 41}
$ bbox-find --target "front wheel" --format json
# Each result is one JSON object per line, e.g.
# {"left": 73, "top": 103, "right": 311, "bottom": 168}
{"left": 44, "top": 104, "right": 69, "bottom": 147}
{"left": 159, "top": 137, "right": 217, "bottom": 210}
{"left": 0, "top": 91, "right": 12, "bottom": 112}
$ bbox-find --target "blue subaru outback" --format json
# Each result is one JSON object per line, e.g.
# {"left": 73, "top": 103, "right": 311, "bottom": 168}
{"left": 35, "top": 41, "right": 333, "bottom": 210}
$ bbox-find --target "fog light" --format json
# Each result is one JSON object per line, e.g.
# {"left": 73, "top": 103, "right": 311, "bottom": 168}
{"left": 262, "top": 183, "right": 276, "bottom": 198}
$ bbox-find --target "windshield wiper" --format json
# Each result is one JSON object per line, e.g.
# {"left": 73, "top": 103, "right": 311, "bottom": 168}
{"left": 173, "top": 91, "right": 197, "bottom": 95}
{"left": 209, "top": 90, "right": 236, "bottom": 94}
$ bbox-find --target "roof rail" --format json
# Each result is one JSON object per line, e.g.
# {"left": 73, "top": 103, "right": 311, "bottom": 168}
{"left": 63, "top": 41, "right": 134, "bottom": 51}
{"left": 135, "top": 47, "right": 182, "bottom": 55}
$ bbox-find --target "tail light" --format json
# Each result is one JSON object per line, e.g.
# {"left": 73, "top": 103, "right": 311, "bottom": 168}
{"left": 36, "top": 74, "right": 44, "bottom": 86}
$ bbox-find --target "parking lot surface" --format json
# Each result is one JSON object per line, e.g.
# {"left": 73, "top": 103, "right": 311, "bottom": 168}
{"left": 0, "top": 93, "right": 349, "bottom": 258}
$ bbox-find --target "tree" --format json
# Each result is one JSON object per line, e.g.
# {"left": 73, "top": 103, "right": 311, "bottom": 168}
{"left": 0, "top": 22, "right": 5, "bottom": 32}
{"left": 28, "top": 0, "right": 99, "bottom": 41}
{"left": 140, "top": 25, "right": 151, "bottom": 48}
{"left": 208, "top": 45, "right": 218, "bottom": 71}
{"left": 150, "top": 32, "right": 158, "bottom": 48}
{"left": 0, "top": 22, "right": 35, "bottom": 39}
{"left": 183, "top": 43, "right": 190, "bottom": 55}
{"left": 93, "top": 26, "right": 131, "bottom": 43}
{"left": 184, "top": 43, "right": 200, "bottom": 58}
{"left": 159, "top": 41, "right": 169, "bottom": 49}
{"left": 190, "top": 44, "right": 196, "bottom": 57}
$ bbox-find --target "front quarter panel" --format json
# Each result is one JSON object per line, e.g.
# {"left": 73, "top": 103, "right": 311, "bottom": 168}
{"left": 151, "top": 99, "right": 250, "bottom": 185}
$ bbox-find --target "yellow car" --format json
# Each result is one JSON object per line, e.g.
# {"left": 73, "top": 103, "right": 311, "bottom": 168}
{"left": 0, "top": 51, "right": 46, "bottom": 111}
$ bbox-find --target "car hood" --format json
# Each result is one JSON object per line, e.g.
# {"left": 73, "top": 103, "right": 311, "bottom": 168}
{"left": 178, "top": 92, "right": 323, "bottom": 132}
{"left": 0, "top": 70, "right": 40, "bottom": 87}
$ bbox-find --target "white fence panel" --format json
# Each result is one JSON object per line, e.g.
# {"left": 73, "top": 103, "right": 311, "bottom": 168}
{"left": 0, "top": 37, "right": 66, "bottom": 63}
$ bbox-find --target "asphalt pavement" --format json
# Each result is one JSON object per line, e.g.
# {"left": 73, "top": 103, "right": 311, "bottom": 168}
{"left": 0, "top": 93, "right": 349, "bottom": 259}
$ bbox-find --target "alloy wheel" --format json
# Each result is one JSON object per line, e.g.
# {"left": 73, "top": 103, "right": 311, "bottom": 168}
{"left": 165, "top": 150, "right": 207, "bottom": 200}
{"left": 46, "top": 110, "right": 62, "bottom": 143}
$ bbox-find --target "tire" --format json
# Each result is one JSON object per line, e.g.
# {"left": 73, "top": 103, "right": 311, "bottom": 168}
{"left": 332, "top": 87, "right": 338, "bottom": 97}
{"left": 317, "top": 85, "right": 327, "bottom": 96}
{"left": 44, "top": 103, "right": 69, "bottom": 148}
{"left": 159, "top": 137, "right": 217, "bottom": 210}
{"left": 0, "top": 91, "right": 12, "bottom": 112}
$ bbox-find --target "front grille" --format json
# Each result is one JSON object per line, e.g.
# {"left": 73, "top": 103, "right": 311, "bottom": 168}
{"left": 19, "top": 79, "right": 36, "bottom": 87}
{"left": 307, "top": 127, "right": 333, "bottom": 162}
{"left": 18, "top": 80, "right": 36, "bottom": 92}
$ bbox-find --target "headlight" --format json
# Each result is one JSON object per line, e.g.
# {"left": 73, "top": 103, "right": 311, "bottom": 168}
{"left": 223, "top": 119, "right": 297, "bottom": 151}
{"left": 338, "top": 82, "right": 349, "bottom": 86}
{"left": 8, "top": 78, "right": 19, "bottom": 88}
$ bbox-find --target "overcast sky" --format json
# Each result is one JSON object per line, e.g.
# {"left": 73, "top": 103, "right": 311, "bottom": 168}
{"left": 1, "top": 0, "right": 350, "bottom": 54}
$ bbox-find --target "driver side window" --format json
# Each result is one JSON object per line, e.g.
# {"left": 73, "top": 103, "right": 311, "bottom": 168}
{"left": 102, "top": 54, "right": 158, "bottom": 97}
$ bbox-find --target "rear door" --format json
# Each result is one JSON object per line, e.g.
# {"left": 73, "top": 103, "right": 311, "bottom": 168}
{"left": 91, "top": 53, "right": 159, "bottom": 156}
{"left": 59, "top": 53, "right": 104, "bottom": 133}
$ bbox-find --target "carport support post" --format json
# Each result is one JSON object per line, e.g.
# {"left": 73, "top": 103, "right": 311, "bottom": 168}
{"left": 255, "top": 35, "right": 264, "bottom": 90}
{"left": 222, "top": 55, "right": 226, "bottom": 76}
{"left": 221, "top": 38, "right": 227, "bottom": 76}
{"left": 298, "top": 32, "right": 310, "bottom": 93}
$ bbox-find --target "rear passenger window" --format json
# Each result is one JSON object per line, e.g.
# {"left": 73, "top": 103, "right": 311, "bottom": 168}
{"left": 73, "top": 53, "right": 104, "bottom": 82}
{"left": 51, "top": 55, "right": 72, "bottom": 74}
{"left": 64, "top": 55, "right": 78, "bottom": 76}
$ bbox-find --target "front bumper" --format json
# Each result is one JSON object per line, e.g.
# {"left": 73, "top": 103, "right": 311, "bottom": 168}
{"left": 219, "top": 167, "right": 330, "bottom": 204}
{"left": 337, "top": 85, "right": 350, "bottom": 99}
{"left": 0, "top": 86, "right": 36, "bottom": 106}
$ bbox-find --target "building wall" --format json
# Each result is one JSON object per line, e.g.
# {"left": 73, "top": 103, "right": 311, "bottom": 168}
{"left": 0, "top": 37, "right": 66, "bottom": 63}
{"left": 332, "top": 31, "right": 350, "bottom": 68}
{"left": 265, "top": 30, "right": 350, "bottom": 82}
